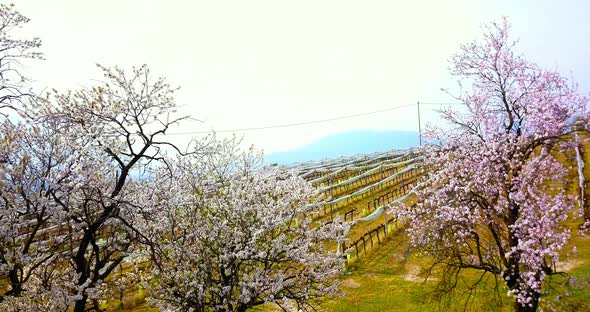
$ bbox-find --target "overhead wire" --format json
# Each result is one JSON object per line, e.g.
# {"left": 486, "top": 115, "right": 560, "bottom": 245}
{"left": 164, "top": 102, "right": 459, "bottom": 136}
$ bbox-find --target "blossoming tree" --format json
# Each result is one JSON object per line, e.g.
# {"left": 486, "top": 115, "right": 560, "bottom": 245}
{"left": 0, "top": 3, "right": 42, "bottom": 115}
{"left": 1, "top": 64, "right": 194, "bottom": 311}
{"left": 396, "top": 19, "right": 588, "bottom": 311}
{"left": 138, "top": 140, "right": 344, "bottom": 312}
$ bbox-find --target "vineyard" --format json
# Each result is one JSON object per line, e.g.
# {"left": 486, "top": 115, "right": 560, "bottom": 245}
{"left": 292, "top": 150, "right": 425, "bottom": 260}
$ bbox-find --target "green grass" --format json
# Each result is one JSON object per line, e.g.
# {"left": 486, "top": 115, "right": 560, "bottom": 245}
{"left": 319, "top": 229, "right": 514, "bottom": 312}
{"left": 321, "top": 224, "right": 590, "bottom": 311}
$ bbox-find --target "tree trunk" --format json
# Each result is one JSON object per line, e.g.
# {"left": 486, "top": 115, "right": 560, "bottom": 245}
{"left": 514, "top": 292, "right": 539, "bottom": 312}
{"left": 5, "top": 267, "right": 23, "bottom": 297}
{"left": 237, "top": 305, "right": 248, "bottom": 312}
{"left": 74, "top": 293, "right": 88, "bottom": 312}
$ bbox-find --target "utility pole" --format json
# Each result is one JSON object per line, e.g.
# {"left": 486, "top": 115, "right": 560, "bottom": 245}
{"left": 417, "top": 101, "right": 422, "bottom": 146}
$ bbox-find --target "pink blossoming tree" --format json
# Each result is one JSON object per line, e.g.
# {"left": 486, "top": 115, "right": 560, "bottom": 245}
{"left": 395, "top": 19, "right": 588, "bottom": 311}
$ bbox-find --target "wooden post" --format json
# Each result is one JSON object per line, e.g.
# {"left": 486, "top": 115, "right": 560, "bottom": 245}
{"left": 329, "top": 177, "right": 334, "bottom": 221}
{"left": 383, "top": 205, "right": 388, "bottom": 236}
{"left": 372, "top": 177, "right": 376, "bottom": 209}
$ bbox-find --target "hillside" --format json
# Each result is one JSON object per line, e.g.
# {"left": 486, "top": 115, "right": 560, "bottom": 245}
{"left": 313, "top": 132, "right": 590, "bottom": 311}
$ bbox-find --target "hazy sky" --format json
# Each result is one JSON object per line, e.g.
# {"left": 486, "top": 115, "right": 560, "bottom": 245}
{"left": 15, "top": 0, "right": 590, "bottom": 153}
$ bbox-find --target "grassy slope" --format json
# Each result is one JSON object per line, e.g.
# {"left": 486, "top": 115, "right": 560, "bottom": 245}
{"left": 322, "top": 230, "right": 513, "bottom": 312}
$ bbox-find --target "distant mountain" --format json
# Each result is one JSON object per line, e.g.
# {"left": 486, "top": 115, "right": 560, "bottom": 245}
{"left": 266, "top": 130, "right": 419, "bottom": 165}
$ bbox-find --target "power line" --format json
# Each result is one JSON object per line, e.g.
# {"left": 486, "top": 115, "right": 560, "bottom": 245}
{"left": 419, "top": 102, "right": 463, "bottom": 105}
{"left": 165, "top": 103, "right": 419, "bottom": 136}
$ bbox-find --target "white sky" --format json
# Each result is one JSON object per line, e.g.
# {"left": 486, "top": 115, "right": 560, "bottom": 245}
{"left": 15, "top": 0, "right": 590, "bottom": 153}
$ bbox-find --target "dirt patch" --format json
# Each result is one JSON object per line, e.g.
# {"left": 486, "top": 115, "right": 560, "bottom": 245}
{"left": 400, "top": 264, "right": 437, "bottom": 282}
{"left": 400, "top": 274, "right": 423, "bottom": 282}
{"left": 400, "top": 265, "right": 423, "bottom": 282}
{"left": 557, "top": 259, "right": 583, "bottom": 272}
{"left": 341, "top": 278, "right": 361, "bottom": 288}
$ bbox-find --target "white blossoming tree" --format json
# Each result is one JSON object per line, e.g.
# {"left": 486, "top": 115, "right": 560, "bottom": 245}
{"left": 1, "top": 64, "right": 195, "bottom": 311}
{"left": 139, "top": 140, "right": 344, "bottom": 312}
